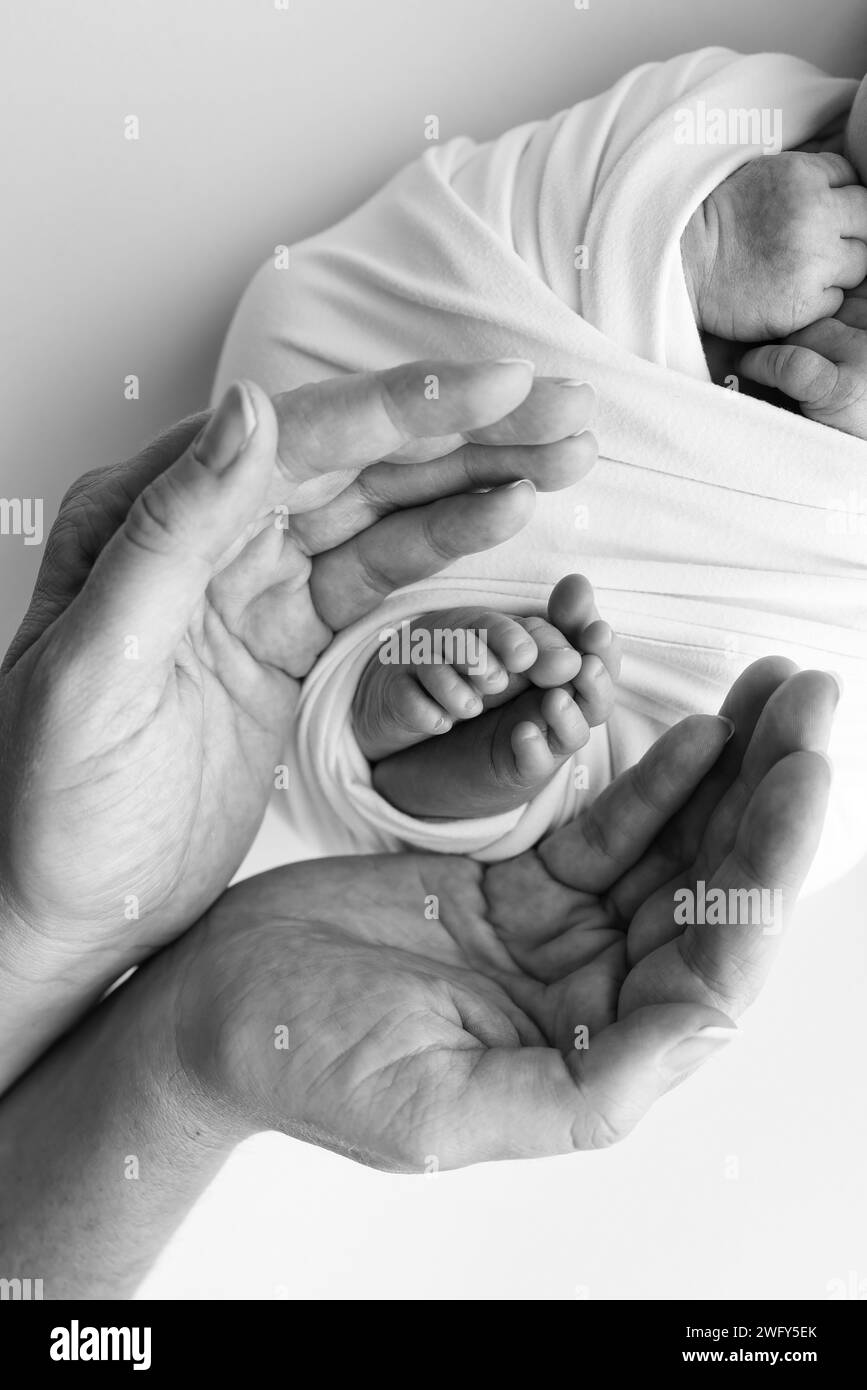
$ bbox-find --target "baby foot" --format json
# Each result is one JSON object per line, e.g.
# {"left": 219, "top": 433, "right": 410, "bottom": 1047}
{"left": 353, "top": 575, "right": 620, "bottom": 819}
{"left": 739, "top": 283, "right": 867, "bottom": 439}
{"left": 353, "top": 594, "right": 583, "bottom": 760}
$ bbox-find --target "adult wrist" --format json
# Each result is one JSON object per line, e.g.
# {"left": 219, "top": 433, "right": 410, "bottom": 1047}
{"left": 0, "top": 890, "right": 65, "bottom": 1096}
{"left": 0, "top": 921, "right": 245, "bottom": 1298}
{"left": 144, "top": 922, "right": 258, "bottom": 1155}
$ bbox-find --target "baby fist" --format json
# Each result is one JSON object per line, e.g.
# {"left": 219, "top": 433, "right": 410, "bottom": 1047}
{"left": 681, "top": 152, "right": 867, "bottom": 343}
{"left": 739, "top": 282, "right": 867, "bottom": 439}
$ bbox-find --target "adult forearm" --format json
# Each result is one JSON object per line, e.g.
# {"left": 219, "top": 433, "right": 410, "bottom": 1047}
{"left": 0, "top": 939, "right": 243, "bottom": 1299}
{"left": 0, "top": 904, "right": 119, "bottom": 1098}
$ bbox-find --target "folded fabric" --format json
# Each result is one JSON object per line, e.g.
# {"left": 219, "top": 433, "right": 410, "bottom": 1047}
{"left": 214, "top": 47, "right": 867, "bottom": 887}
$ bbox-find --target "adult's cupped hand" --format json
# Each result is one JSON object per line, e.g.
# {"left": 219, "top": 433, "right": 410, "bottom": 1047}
{"left": 0, "top": 359, "right": 596, "bottom": 1087}
{"left": 173, "top": 658, "right": 835, "bottom": 1167}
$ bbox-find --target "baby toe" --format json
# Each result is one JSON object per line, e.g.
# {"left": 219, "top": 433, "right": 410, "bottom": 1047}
{"left": 433, "top": 631, "right": 508, "bottom": 695}
{"left": 540, "top": 686, "right": 590, "bottom": 755}
{"left": 417, "top": 661, "right": 483, "bottom": 720}
{"left": 481, "top": 612, "right": 539, "bottom": 673}
{"left": 518, "top": 616, "right": 583, "bottom": 687}
{"left": 547, "top": 572, "right": 599, "bottom": 638}
{"left": 577, "top": 618, "right": 623, "bottom": 682}
{"left": 570, "top": 653, "right": 615, "bottom": 728}
{"left": 510, "top": 721, "right": 558, "bottom": 781}
{"left": 355, "top": 668, "right": 452, "bottom": 761}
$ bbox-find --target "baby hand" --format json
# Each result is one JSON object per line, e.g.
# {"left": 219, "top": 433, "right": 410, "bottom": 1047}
{"left": 352, "top": 575, "right": 620, "bottom": 819}
{"left": 681, "top": 152, "right": 867, "bottom": 342}
{"left": 738, "top": 281, "right": 867, "bottom": 439}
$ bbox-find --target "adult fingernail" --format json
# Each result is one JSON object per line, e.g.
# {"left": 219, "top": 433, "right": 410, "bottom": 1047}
{"left": 827, "top": 671, "right": 844, "bottom": 701}
{"left": 194, "top": 382, "right": 257, "bottom": 473}
{"left": 718, "top": 716, "right": 736, "bottom": 743}
{"left": 663, "top": 1024, "right": 738, "bottom": 1076}
{"left": 554, "top": 377, "right": 592, "bottom": 388}
{"left": 494, "top": 357, "right": 535, "bottom": 369}
{"left": 502, "top": 478, "right": 536, "bottom": 493}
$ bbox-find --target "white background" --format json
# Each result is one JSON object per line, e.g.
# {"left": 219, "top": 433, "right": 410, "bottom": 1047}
{"left": 2, "top": 0, "right": 866, "bottom": 1299}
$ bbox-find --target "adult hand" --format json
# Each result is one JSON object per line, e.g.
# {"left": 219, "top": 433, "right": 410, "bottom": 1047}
{"left": 0, "top": 359, "right": 596, "bottom": 1084}
{"left": 175, "top": 659, "right": 835, "bottom": 1167}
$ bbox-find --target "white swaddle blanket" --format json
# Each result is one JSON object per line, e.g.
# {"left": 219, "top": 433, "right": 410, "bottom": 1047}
{"left": 214, "top": 47, "right": 867, "bottom": 885}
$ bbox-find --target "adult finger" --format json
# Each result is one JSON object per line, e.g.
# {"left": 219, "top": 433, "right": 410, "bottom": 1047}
{"left": 623, "top": 663, "right": 836, "bottom": 963}
{"left": 310, "top": 479, "right": 538, "bottom": 629}
{"left": 537, "top": 714, "right": 734, "bottom": 894}
{"left": 427, "top": 1002, "right": 738, "bottom": 1164}
{"left": 291, "top": 431, "right": 597, "bottom": 553}
{"left": 613, "top": 657, "right": 796, "bottom": 926}
{"left": 379, "top": 376, "right": 596, "bottom": 462}
{"left": 462, "top": 379, "right": 595, "bottom": 446}
{"left": 620, "top": 751, "right": 831, "bottom": 1022}
{"left": 1, "top": 414, "right": 208, "bottom": 674}
{"left": 692, "top": 669, "right": 839, "bottom": 886}
{"left": 272, "top": 358, "right": 539, "bottom": 489}
{"left": 54, "top": 381, "right": 278, "bottom": 675}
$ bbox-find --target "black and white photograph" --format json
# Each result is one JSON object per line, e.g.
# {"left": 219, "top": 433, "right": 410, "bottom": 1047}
{"left": 1, "top": 0, "right": 866, "bottom": 1339}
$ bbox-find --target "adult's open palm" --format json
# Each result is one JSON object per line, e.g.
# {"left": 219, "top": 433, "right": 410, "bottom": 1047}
{"left": 182, "top": 659, "right": 835, "bottom": 1168}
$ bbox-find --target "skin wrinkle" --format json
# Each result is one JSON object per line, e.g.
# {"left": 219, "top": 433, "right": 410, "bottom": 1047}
{"left": 444, "top": 891, "right": 525, "bottom": 986}
{"left": 274, "top": 384, "right": 334, "bottom": 484}
{"left": 204, "top": 585, "right": 312, "bottom": 697}
{"left": 332, "top": 538, "right": 393, "bottom": 606}
{"left": 125, "top": 470, "right": 212, "bottom": 563}
{"left": 419, "top": 504, "right": 465, "bottom": 565}
{"left": 675, "top": 930, "right": 754, "bottom": 1014}
{"left": 478, "top": 851, "right": 568, "bottom": 986}
{"left": 350, "top": 465, "right": 393, "bottom": 520}
{"left": 379, "top": 676, "right": 438, "bottom": 742}
{"left": 378, "top": 1050, "right": 477, "bottom": 1169}
{"left": 569, "top": 1069, "right": 623, "bottom": 1152}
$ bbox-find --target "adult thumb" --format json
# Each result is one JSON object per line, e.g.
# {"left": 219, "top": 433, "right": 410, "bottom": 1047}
{"left": 567, "top": 1004, "right": 738, "bottom": 1149}
{"left": 64, "top": 380, "right": 278, "bottom": 670}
